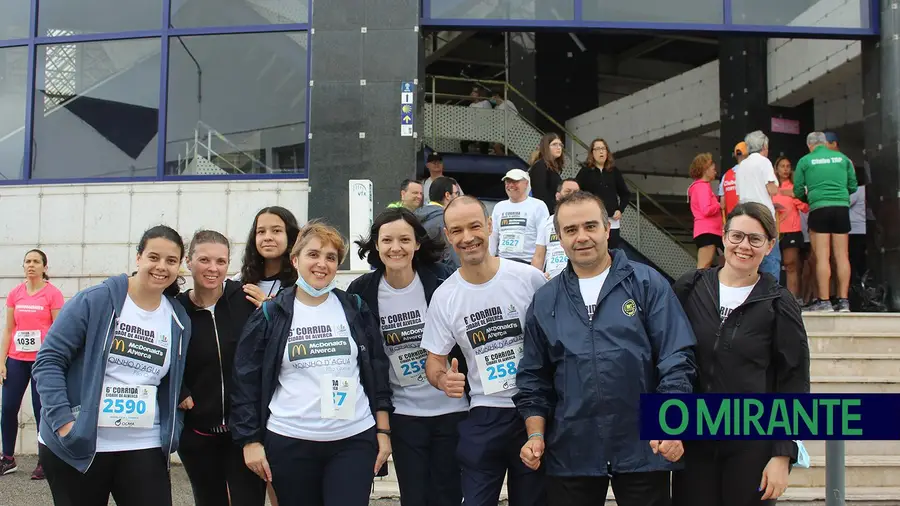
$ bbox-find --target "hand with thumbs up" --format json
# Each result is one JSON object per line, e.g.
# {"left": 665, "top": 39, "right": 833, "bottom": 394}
{"left": 439, "top": 358, "right": 467, "bottom": 398}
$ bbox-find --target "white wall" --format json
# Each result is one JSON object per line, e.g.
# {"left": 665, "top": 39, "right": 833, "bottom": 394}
{"left": 0, "top": 179, "right": 341, "bottom": 454}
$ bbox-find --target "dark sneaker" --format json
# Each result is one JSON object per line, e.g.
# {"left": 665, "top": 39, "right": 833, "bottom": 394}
{"left": 803, "top": 299, "right": 834, "bottom": 312}
{"left": 30, "top": 463, "right": 44, "bottom": 480}
{"left": 0, "top": 456, "right": 17, "bottom": 475}
{"left": 835, "top": 298, "right": 851, "bottom": 313}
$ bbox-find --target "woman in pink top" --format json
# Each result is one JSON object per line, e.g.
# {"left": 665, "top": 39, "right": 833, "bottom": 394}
{"left": 1, "top": 250, "right": 64, "bottom": 479}
{"left": 688, "top": 153, "right": 723, "bottom": 269}
{"left": 772, "top": 157, "right": 809, "bottom": 299}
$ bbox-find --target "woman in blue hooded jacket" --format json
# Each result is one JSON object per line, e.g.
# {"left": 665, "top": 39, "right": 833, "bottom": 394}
{"left": 33, "top": 225, "right": 192, "bottom": 506}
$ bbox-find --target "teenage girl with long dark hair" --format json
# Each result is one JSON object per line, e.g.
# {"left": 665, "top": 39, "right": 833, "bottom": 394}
{"left": 238, "top": 206, "right": 301, "bottom": 307}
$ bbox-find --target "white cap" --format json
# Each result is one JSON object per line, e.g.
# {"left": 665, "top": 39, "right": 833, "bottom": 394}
{"left": 502, "top": 168, "right": 530, "bottom": 182}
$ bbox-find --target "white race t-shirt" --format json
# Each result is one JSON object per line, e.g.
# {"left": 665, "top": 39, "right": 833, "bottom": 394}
{"left": 735, "top": 152, "right": 778, "bottom": 219}
{"left": 422, "top": 259, "right": 547, "bottom": 409}
{"left": 267, "top": 295, "right": 374, "bottom": 442}
{"left": 578, "top": 267, "right": 611, "bottom": 320}
{"left": 96, "top": 296, "right": 174, "bottom": 453}
{"left": 490, "top": 197, "right": 550, "bottom": 262}
{"left": 378, "top": 274, "right": 468, "bottom": 417}
{"left": 536, "top": 215, "right": 568, "bottom": 279}
{"left": 719, "top": 282, "right": 757, "bottom": 320}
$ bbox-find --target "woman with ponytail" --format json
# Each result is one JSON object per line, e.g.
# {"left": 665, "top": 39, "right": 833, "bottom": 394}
{"left": 0, "top": 249, "right": 65, "bottom": 479}
{"left": 33, "top": 225, "right": 192, "bottom": 506}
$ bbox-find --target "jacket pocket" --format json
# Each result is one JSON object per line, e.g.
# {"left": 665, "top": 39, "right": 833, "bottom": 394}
{"left": 56, "top": 412, "right": 94, "bottom": 459}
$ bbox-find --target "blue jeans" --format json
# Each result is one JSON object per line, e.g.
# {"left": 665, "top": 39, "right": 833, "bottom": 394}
{"left": 1, "top": 357, "right": 40, "bottom": 457}
{"left": 759, "top": 239, "right": 782, "bottom": 280}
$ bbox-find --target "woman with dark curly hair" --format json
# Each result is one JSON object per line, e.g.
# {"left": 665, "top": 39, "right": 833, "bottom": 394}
{"left": 237, "top": 206, "right": 301, "bottom": 308}
{"left": 347, "top": 208, "right": 468, "bottom": 506}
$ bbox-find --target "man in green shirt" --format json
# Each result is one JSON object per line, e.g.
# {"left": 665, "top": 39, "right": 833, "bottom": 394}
{"left": 793, "top": 131, "right": 858, "bottom": 312}
{"left": 387, "top": 178, "right": 424, "bottom": 211}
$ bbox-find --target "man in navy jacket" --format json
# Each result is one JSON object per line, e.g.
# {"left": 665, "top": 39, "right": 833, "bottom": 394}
{"left": 513, "top": 191, "right": 698, "bottom": 506}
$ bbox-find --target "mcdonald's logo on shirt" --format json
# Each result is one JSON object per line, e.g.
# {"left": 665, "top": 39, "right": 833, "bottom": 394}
{"left": 290, "top": 343, "right": 308, "bottom": 359}
{"left": 470, "top": 330, "right": 487, "bottom": 346}
{"left": 385, "top": 333, "right": 402, "bottom": 345}
{"left": 112, "top": 338, "right": 126, "bottom": 353}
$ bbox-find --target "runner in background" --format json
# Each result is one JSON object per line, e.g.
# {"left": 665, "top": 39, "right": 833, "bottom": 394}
{"left": 176, "top": 231, "right": 266, "bottom": 506}
{"left": 574, "top": 138, "right": 631, "bottom": 249}
{"left": 33, "top": 226, "right": 192, "bottom": 506}
{"left": 772, "top": 157, "right": 808, "bottom": 302}
{"left": 688, "top": 153, "right": 723, "bottom": 269}
{"left": 490, "top": 169, "right": 550, "bottom": 265}
{"left": 231, "top": 221, "right": 393, "bottom": 506}
{"left": 1, "top": 249, "right": 64, "bottom": 479}
{"left": 348, "top": 208, "right": 469, "bottom": 506}
{"left": 238, "top": 206, "right": 301, "bottom": 308}
{"left": 423, "top": 196, "right": 548, "bottom": 506}
{"left": 718, "top": 142, "right": 748, "bottom": 218}
{"left": 532, "top": 178, "right": 580, "bottom": 279}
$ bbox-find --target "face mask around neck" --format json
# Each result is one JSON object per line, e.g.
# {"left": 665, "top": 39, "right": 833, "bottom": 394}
{"left": 296, "top": 274, "right": 336, "bottom": 297}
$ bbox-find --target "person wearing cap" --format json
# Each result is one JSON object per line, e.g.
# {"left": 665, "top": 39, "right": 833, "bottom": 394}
{"left": 718, "top": 142, "right": 748, "bottom": 217}
{"left": 423, "top": 152, "right": 463, "bottom": 202}
{"left": 793, "top": 131, "right": 858, "bottom": 312}
{"left": 490, "top": 169, "right": 550, "bottom": 265}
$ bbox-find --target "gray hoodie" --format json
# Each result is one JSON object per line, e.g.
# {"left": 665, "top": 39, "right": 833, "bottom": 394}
{"left": 33, "top": 274, "right": 191, "bottom": 473}
{"left": 415, "top": 204, "right": 460, "bottom": 269}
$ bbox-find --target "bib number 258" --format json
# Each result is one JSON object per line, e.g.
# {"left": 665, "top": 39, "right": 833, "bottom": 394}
{"left": 487, "top": 360, "right": 518, "bottom": 380}
{"left": 401, "top": 358, "right": 427, "bottom": 376}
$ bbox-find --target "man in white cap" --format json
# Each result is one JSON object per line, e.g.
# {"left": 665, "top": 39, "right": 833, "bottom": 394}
{"left": 490, "top": 168, "right": 550, "bottom": 265}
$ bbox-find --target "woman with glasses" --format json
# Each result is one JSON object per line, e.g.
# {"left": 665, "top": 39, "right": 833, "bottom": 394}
{"left": 575, "top": 138, "right": 631, "bottom": 249}
{"left": 528, "top": 133, "right": 566, "bottom": 214}
{"left": 672, "top": 203, "right": 810, "bottom": 506}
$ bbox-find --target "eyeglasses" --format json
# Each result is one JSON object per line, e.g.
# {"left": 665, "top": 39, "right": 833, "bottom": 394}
{"left": 592, "top": 147, "right": 608, "bottom": 152}
{"left": 550, "top": 142, "right": 564, "bottom": 148}
{"left": 724, "top": 230, "right": 769, "bottom": 248}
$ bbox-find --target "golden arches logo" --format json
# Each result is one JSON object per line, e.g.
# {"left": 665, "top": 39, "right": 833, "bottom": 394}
{"left": 112, "top": 338, "right": 126, "bottom": 352}
{"left": 470, "top": 331, "right": 487, "bottom": 346}
{"left": 290, "top": 343, "right": 308, "bottom": 358}
{"left": 386, "top": 333, "right": 401, "bottom": 345}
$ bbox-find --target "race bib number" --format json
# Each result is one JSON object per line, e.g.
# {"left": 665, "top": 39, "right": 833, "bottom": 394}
{"left": 547, "top": 250, "right": 568, "bottom": 272}
{"left": 13, "top": 330, "right": 40, "bottom": 353}
{"left": 98, "top": 384, "right": 156, "bottom": 429}
{"left": 499, "top": 232, "right": 525, "bottom": 254}
{"left": 388, "top": 349, "right": 428, "bottom": 387}
{"left": 320, "top": 375, "right": 358, "bottom": 420}
{"left": 475, "top": 342, "right": 524, "bottom": 395}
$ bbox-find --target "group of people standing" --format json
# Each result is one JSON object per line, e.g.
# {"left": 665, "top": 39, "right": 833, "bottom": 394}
{"left": 689, "top": 129, "right": 865, "bottom": 312}
{"left": 2, "top": 148, "right": 809, "bottom": 506}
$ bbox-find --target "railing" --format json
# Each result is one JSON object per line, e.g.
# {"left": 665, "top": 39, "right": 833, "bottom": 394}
{"left": 175, "top": 121, "right": 270, "bottom": 176}
{"left": 425, "top": 74, "right": 696, "bottom": 264}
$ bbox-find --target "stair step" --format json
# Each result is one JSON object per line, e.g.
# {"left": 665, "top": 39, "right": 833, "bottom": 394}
{"left": 810, "top": 353, "right": 900, "bottom": 377}
{"left": 802, "top": 314, "right": 900, "bottom": 334}
{"left": 808, "top": 332, "right": 900, "bottom": 354}
{"left": 802, "top": 440, "right": 900, "bottom": 456}
{"left": 790, "top": 456, "right": 900, "bottom": 487}
{"left": 811, "top": 376, "right": 900, "bottom": 393}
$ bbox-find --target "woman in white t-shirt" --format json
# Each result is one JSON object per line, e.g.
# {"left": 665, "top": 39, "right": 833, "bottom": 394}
{"left": 32, "top": 226, "right": 192, "bottom": 506}
{"left": 232, "top": 221, "right": 393, "bottom": 506}
{"left": 347, "top": 207, "right": 468, "bottom": 506}
{"left": 237, "top": 206, "right": 301, "bottom": 307}
{"left": 673, "top": 203, "right": 810, "bottom": 506}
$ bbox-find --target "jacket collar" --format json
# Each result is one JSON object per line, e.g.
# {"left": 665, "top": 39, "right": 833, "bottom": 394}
{"left": 561, "top": 249, "right": 633, "bottom": 309}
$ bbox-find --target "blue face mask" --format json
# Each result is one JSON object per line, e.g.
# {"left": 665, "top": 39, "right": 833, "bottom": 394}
{"left": 296, "top": 274, "right": 337, "bottom": 297}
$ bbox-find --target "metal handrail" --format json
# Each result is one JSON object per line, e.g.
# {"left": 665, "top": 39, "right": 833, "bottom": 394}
{"left": 427, "top": 75, "right": 694, "bottom": 252}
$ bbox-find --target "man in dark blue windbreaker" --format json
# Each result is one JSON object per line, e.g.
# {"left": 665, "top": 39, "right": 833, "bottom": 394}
{"left": 513, "top": 191, "right": 697, "bottom": 506}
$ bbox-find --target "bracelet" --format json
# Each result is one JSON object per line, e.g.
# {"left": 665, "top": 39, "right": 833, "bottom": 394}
{"left": 528, "top": 432, "right": 543, "bottom": 440}
{"left": 376, "top": 428, "right": 392, "bottom": 436}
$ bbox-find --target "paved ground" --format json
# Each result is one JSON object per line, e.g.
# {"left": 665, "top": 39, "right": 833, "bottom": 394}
{"left": 0, "top": 455, "right": 413, "bottom": 506}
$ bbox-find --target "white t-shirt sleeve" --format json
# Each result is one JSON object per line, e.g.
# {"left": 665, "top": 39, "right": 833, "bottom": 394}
{"left": 422, "top": 299, "right": 457, "bottom": 356}
{"left": 526, "top": 264, "right": 549, "bottom": 292}
{"left": 489, "top": 206, "right": 501, "bottom": 255}
{"left": 762, "top": 159, "right": 778, "bottom": 184}
{"left": 536, "top": 218, "right": 550, "bottom": 247}
{"left": 534, "top": 200, "right": 551, "bottom": 230}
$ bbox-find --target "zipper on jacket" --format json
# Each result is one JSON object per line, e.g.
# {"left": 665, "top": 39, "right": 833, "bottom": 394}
{"left": 85, "top": 312, "right": 117, "bottom": 472}
{"left": 168, "top": 313, "right": 186, "bottom": 470}
{"left": 209, "top": 310, "right": 226, "bottom": 426}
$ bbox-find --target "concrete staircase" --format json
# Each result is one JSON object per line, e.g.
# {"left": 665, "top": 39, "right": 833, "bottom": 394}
{"left": 370, "top": 313, "right": 900, "bottom": 505}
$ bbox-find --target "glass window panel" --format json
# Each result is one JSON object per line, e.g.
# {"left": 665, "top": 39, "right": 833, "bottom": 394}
{"left": 429, "top": 0, "right": 574, "bottom": 20}
{"left": 583, "top": 0, "right": 722, "bottom": 24}
{"left": 0, "top": 47, "right": 28, "bottom": 180}
{"left": 170, "top": 0, "right": 308, "bottom": 28}
{"left": 38, "top": 0, "right": 161, "bottom": 36}
{"left": 32, "top": 39, "right": 161, "bottom": 180}
{"left": 731, "top": 0, "right": 868, "bottom": 28}
{"left": 0, "top": 2, "right": 32, "bottom": 40}
{"left": 165, "top": 32, "right": 308, "bottom": 176}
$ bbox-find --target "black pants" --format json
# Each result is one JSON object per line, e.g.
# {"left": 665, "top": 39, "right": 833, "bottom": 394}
{"left": 456, "top": 407, "right": 546, "bottom": 506}
{"left": 547, "top": 471, "right": 671, "bottom": 506}
{"left": 40, "top": 443, "right": 172, "bottom": 506}
{"left": 391, "top": 411, "right": 466, "bottom": 506}
{"left": 609, "top": 228, "right": 621, "bottom": 250}
{"left": 849, "top": 233, "right": 867, "bottom": 280}
{"left": 672, "top": 440, "right": 774, "bottom": 506}
{"left": 264, "top": 427, "right": 377, "bottom": 506}
{"left": 177, "top": 428, "right": 266, "bottom": 506}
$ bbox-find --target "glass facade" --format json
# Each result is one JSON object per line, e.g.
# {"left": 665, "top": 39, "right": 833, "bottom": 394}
{"left": 0, "top": 0, "right": 309, "bottom": 184}
{"left": 423, "top": 0, "right": 875, "bottom": 33}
